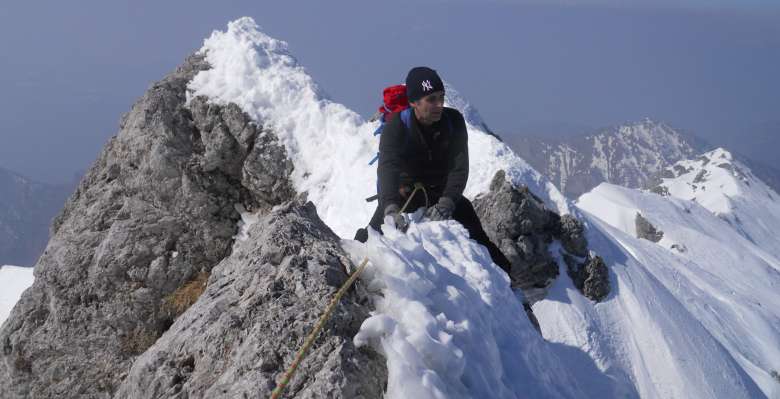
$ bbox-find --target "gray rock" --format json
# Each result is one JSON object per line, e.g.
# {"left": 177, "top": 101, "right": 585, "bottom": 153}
{"left": 558, "top": 215, "right": 588, "bottom": 257}
{"left": 565, "top": 255, "right": 610, "bottom": 302}
{"left": 187, "top": 97, "right": 295, "bottom": 211}
{"left": 474, "top": 171, "right": 610, "bottom": 303}
{"left": 114, "top": 201, "right": 385, "bottom": 399}
{"left": 693, "top": 169, "right": 708, "bottom": 184}
{"left": 649, "top": 185, "right": 671, "bottom": 197}
{"left": 635, "top": 213, "right": 664, "bottom": 242}
{"left": 0, "top": 53, "right": 303, "bottom": 398}
{"left": 474, "top": 171, "right": 559, "bottom": 302}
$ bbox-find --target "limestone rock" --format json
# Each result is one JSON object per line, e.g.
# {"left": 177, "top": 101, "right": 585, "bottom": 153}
{"left": 474, "top": 171, "right": 559, "bottom": 302}
{"left": 635, "top": 213, "right": 664, "bottom": 242}
{"left": 114, "top": 201, "right": 385, "bottom": 399}
{"left": 0, "top": 53, "right": 303, "bottom": 398}
{"left": 474, "top": 171, "right": 610, "bottom": 303}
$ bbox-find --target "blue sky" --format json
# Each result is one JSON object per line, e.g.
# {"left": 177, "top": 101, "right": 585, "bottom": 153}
{"left": 1, "top": 1, "right": 778, "bottom": 183}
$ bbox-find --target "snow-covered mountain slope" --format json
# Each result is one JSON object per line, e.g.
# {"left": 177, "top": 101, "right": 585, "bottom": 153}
{"left": 577, "top": 183, "right": 780, "bottom": 397}
{"left": 510, "top": 119, "right": 705, "bottom": 198}
{"left": 176, "top": 18, "right": 775, "bottom": 398}
{"left": 0, "top": 265, "right": 34, "bottom": 325}
{"left": 648, "top": 147, "right": 780, "bottom": 260}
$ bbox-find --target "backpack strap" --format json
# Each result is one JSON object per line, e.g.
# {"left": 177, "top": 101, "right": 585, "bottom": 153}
{"left": 400, "top": 108, "right": 412, "bottom": 130}
{"left": 368, "top": 109, "right": 413, "bottom": 166}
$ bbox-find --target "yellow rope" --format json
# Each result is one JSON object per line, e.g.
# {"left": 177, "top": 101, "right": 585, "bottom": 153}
{"left": 269, "top": 257, "right": 369, "bottom": 399}
{"left": 270, "top": 185, "right": 423, "bottom": 399}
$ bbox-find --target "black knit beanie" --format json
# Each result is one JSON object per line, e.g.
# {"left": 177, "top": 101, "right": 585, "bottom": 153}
{"left": 405, "top": 66, "right": 444, "bottom": 103}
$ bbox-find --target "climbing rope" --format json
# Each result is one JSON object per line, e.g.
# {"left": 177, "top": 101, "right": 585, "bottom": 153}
{"left": 270, "top": 184, "right": 425, "bottom": 399}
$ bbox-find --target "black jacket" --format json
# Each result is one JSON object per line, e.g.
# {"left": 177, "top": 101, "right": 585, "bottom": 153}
{"left": 378, "top": 107, "right": 469, "bottom": 207}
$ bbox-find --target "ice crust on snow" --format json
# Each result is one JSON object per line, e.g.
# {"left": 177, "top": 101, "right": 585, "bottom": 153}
{"left": 184, "top": 18, "right": 778, "bottom": 399}
{"left": 0, "top": 265, "right": 34, "bottom": 325}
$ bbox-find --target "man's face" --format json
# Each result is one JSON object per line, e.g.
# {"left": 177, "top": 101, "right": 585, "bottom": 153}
{"left": 410, "top": 90, "right": 445, "bottom": 125}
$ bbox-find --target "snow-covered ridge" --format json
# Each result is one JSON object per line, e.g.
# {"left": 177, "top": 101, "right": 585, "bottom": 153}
{"left": 651, "top": 147, "right": 780, "bottom": 258}
{"left": 187, "top": 17, "right": 569, "bottom": 239}
{"left": 442, "top": 81, "right": 494, "bottom": 135}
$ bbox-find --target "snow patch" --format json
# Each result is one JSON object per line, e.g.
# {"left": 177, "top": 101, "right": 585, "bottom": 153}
{"left": 0, "top": 265, "right": 35, "bottom": 326}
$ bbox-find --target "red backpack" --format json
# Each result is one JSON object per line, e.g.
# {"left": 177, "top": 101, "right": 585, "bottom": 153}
{"left": 368, "top": 85, "right": 412, "bottom": 165}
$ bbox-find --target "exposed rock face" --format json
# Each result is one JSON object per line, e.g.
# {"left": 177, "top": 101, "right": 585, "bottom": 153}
{"left": 558, "top": 214, "right": 588, "bottom": 257}
{"left": 474, "top": 171, "right": 609, "bottom": 303}
{"left": 564, "top": 255, "right": 610, "bottom": 302}
{"left": 114, "top": 201, "right": 385, "bottom": 398}
{"left": 0, "top": 168, "right": 72, "bottom": 266}
{"left": 0, "top": 53, "right": 329, "bottom": 398}
{"left": 473, "top": 171, "right": 560, "bottom": 303}
{"left": 188, "top": 98, "right": 294, "bottom": 210}
{"left": 635, "top": 213, "right": 664, "bottom": 242}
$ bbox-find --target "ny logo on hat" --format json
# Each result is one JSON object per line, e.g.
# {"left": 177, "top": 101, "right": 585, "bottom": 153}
{"left": 421, "top": 80, "right": 433, "bottom": 91}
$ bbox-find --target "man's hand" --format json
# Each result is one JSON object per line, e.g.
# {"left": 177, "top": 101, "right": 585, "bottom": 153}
{"left": 384, "top": 204, "right": 409, "bottom": 232}
{"left": 425, "top": 197, "right": 456, "bottom": 221}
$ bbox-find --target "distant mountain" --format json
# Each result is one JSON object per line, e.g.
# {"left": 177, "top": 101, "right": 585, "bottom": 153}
{"left": 508, "top": 119, "right": 780, "bottom": 200}
{"left": 0, "top": 167, "right": 72, "bottom": 265}
{"left": 509, "top": 119, "right": 708, "bottom": 198}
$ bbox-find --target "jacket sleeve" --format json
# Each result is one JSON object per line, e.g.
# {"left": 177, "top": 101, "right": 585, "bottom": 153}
{"left": 378, "top": 113, "right": 405, "bottom": 208}
{"left": 441, "top": 111, "right": 469, "bottom": 201}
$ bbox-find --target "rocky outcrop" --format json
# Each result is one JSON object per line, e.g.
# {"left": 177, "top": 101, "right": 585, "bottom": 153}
{"left": 0, "top": 53, "right": 359, "bottom": 398}
{"left": 563, "top": 255, "right": 610, "bottom": 302}
{"left": 114, "top": 201, "right": 385, "bottom": 398}
{"left": 473, "top": 171, "right": 560, "bottom": 303}
{"left": 474, "top": 171, "right": 610, "bottom": 303}
{"left": 635, "top": 213, "right": 664, "bottom": 242}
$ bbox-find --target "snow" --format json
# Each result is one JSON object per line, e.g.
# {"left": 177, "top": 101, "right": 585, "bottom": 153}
{"left": 184, "top": 18, "right": 780, "bottom": 399}
{"left": 0, "top": 265, "right": 34, "bottom": 326}
{"left": 344, "top": 221, "right": 611, "bottom": 399}
{"left": 233, "top": 203, "right": 259, "bottom": 242}
{"left": 655, "top": 147, "right": 780, "bottom": 260}
{"left": 576, "top": 183, "right": 780, "bottom": 397}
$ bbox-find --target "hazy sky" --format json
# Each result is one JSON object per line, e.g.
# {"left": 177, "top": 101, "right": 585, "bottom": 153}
{"left": 1, "top": 1, "right": 778, "bottom": 183}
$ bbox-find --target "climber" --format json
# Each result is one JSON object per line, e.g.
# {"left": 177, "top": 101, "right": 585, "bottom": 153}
{"left": 355, "top": 66, "right": 512, "bottom": 275}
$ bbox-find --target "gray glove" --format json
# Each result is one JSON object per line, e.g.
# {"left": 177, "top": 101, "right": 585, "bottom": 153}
{"left": 425, "top": 197, "right": 456, "bottom": 221}
{"left": 384, "top": 204, "right": 409, "bottom": 232}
